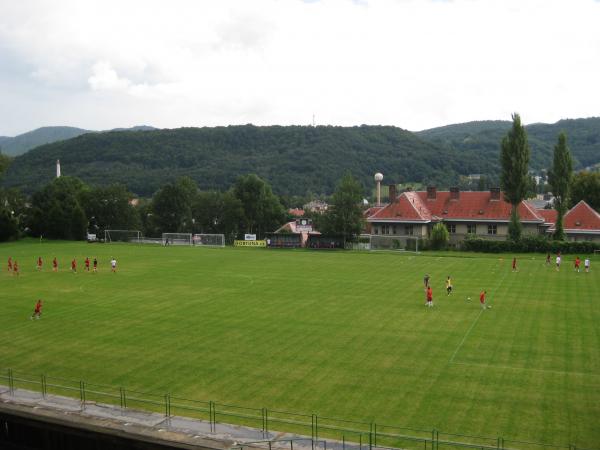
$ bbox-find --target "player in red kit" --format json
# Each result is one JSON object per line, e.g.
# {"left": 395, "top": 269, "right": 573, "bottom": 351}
{"left": 52, "top": 257, "right": 58, "bottom": 272}
{"left": 13, "top": 260, "right": 19, "bottom": 276}
{"left": 71, "top": 258, "right": 77, "bottom": 273}
{"left": 480, "top": 290, "right": 487, "bottom": 309}
{"left": 426, "top": 286, "right": 433, "bottom": 307}
{"left": 30, "top": 300, "right": 43, "bottom": 320}
{"left": 574, "top": 256, "right": 581, "bottom": 273}
{"left": 37, "top": 256, "right": 43, "bottom": 271}
{"left": 8, "top": 256, "right": 13, "bottom": 272}
{"left": 512, "top": 257, "right": 517, "bottom": 272}
{"left": 85, "top": 257, "right": 90, "bottom": 272}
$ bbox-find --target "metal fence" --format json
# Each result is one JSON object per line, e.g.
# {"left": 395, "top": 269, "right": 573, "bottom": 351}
{"left": 0, "top": 368, "right": 595, "bottom": 450}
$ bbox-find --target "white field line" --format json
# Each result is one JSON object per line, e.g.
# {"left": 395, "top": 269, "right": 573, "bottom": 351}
{"left": 448, "top": 268, "right": 511, "bottom": 364}
{"left": 451, "top": 361, "right": 600, "bottom": 378}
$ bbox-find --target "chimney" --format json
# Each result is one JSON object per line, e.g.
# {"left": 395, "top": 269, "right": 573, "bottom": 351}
{"left": 427, "top": 186, "right": 437, "bottom": 200}
{"left": 490, "top": 187, "right": 501, "bottom": 201}
{"left": 450, "top": 187, "right": 460, "bottom": 200}
{"left": 388, "top": 184, "right": 397, "bottom": 203}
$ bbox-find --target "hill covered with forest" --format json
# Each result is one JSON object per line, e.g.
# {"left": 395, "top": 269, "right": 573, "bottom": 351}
{"left": 0, "top": 125, "right": 158, "bottom": 157}
{"left": 0, "top": 126, "right": 91, "bottom": 156}
{"left": 4, "top": 125, "right": 478, "bottom": 196}
{"left": 416, "top": 117, "right": 600, "bottom": 172}
{"left": 3, "top": 119, "right": 599, "bottom": 197}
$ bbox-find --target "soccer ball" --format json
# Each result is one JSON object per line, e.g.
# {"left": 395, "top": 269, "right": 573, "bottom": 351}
{"left": 487, "top": 305, "right": 492, "bottom": 309}
{"left": 467, "top": 297, "right": 471, "bottom": 301}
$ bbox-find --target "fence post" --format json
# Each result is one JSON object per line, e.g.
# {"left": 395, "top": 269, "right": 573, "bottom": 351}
{"left": 311, "top": 414, "right": 316, "bottom": 450}
{"left": 79, "top": 381, "right": 86, "bottom": 409}
{"left": 265, "top": 408, "right": 269, "bottom": 437}
{"left": 164, "top": 393, "right": 171, "bottom": 419}
{"left": 374, "top": 423, "right": 377, "bottom": 447}
{"left": 8, "top": 368, "right": 14, "bottom": 395}
{"left": 369, "top": 422, "right": 373, "bottom": 450}
{"left": 41, "top": 374, "right": 47, "bottom": 399}
{"left": 342, "top": 435, "right": 345, "bottom": 450}
{"left": 208, "top": 400, "right": 217, "bottom": 433}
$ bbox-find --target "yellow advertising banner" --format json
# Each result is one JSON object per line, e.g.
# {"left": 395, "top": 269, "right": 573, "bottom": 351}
{"left": 234, "top": 240, "right": 266, "bottom": 247}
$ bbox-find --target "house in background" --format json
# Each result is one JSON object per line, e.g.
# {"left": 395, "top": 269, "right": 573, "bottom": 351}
{"left": 365, "top": 182, "right": 600, "bottom": 244}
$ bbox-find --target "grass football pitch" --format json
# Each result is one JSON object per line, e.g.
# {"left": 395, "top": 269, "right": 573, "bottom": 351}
{"left": 1, "top": 240, "right": 599, "bottom": 448}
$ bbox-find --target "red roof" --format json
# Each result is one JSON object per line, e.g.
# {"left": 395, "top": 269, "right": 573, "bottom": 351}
{"left": 562, "top": 201, "right": 600, "bottom": 232}
{"left": 368, "top": 190, "right": 544, "bottom": 223}
{"left": 537, "top": 209, "right": 558, "bottom": 225}
{"left": 288, "top": 208, "right": 305, "bottom": 217}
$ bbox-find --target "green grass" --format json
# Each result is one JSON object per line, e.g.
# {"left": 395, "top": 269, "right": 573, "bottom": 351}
{"left": 1, "top": 240, "right": 599, "bottom": 448}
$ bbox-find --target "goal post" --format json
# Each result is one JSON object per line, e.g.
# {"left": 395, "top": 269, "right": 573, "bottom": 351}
{"left": 193, "top": 234, "right": 225, "bottom": 247}
{"left": 162, "top": 233, "right": 192, "bottom": 246}
{"left": 105, "top": 230, "right": 141, "bottom": 243}
{"left": 369, "top": 234, "right": 421, "bottom": 253}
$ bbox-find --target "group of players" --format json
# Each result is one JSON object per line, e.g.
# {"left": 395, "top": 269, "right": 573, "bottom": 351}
{"left": 6, "top": 255, "right": 118, "bottom": 275}
{"left": 423, "top": 252, "right": 592, "bottom": 309}
{"left": 548, "top": 253, "right": 591, "bottom": 273}
{"left": 6, "top": 255, "right": 118, "bottom": 320}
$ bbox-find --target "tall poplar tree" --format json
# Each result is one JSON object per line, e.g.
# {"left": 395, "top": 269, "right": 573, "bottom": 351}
{"left": 548, "top": 132, "right": 573, "bottom": 240}
{"left": 500, "top": 113, "right": 530, "bottom": 241}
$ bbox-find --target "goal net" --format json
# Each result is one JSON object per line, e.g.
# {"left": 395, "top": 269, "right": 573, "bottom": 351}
{"left": 369, "top": 234, "right": 421, "bottom": 252}
{"left": 193, "top": 234, "right": 225, "bottom": 247}
{"left": 162, "top": 233, "right": 192, "bottom": 246}
{"left": 105, "top": 230, "right": 141, "bottom": 243}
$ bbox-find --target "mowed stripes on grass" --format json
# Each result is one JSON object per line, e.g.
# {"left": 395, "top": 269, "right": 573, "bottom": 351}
{"left": 1, "top": 240, "right": 599, "bottom": 447}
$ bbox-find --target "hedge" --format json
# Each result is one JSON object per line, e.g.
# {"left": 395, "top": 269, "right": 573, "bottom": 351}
{"left": 460, "top": 235, "right": 600, "bottom": 254}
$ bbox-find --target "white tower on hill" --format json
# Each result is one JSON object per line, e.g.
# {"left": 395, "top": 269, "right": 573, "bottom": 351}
{"left": 56, "top": 160, "right": 61, "bottom": 178}
{"left": 374, "top": 172, "right": 383, "bottom": 206}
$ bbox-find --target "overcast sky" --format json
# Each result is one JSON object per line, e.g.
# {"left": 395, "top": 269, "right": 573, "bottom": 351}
{"left": 0, "top": 0, "right": 599, "bottom": 136}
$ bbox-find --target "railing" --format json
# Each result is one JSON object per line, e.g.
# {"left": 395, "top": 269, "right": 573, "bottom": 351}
{"left": 0, "top": 368, "right": 596, "bottom": 450}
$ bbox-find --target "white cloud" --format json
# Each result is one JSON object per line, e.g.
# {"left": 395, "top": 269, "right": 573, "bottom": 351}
{"left": 0, "top": 0, "right": 599, "bottom": 135}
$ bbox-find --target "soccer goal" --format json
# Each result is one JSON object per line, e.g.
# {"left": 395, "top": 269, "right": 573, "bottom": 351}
{"left": 369, "top": 234, "right": 421, "bottom": 253}
{"left": 162, "top": 233, "right": 192, "bottom": 246}
{"left": 105, "top": 230, "right": 141, "bottom": 243}
{"left": 193, "top": 234, "right": 225, "bottom": 247}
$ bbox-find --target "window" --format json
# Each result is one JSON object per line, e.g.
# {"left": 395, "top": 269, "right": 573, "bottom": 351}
{"left": 392, "top": 225, "right": 397, "bottom": 235}
{"left": 374, "top": 226, "right": 379, "bottom": 235}
{"left": 467, "top": 224, "right": 477, "bottom": 234}
{"left": 405, "top": 225, "right": 414, "bottom": 236}
{"left": 446, "top": 223, "right": 456, "bottom": 234}
{"left": 487, "top": 224, "right": 497, "bottom": 235}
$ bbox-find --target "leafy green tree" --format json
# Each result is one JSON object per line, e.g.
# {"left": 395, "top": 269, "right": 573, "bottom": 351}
{"left": 548, "top": 132, "right": 573, "bottom": 240}
{"left": 431, "top": 222, "right": 450, "bottom": 250}
{"left": 192, "top": 191, "right": 244, "bottom": 243}
{"left": 29, "top": 176, "right": 89, "bottom": 240}
{"left": 0, "top": 187, "right": 27, "bottom": 237}
{"left": 320, "top": 173, "right": 364, "bottom": 242}
{"left": 570, "top": 171, "right": 600, "bottom": 211}
{"left": 500, "top": 113, "right": 531, "bottom": 241}
{"left": 233, "top": 174, "right": 286, "bottom": 238}
{"left": 80, "top": 184, "right": 141, "bottom": 235}
{"left": 151, "top": 177, "right": 198, "bottom": 233}
{"left": 0, "top": 207, "right": 19, "bottom": 241}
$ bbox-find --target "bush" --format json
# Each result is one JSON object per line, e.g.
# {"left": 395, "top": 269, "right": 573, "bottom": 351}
{"left": 430, "top": 223, "right": 450, "bottom": 250}
{"left": 460, "top": 235, "right": 600, "bottom": 254}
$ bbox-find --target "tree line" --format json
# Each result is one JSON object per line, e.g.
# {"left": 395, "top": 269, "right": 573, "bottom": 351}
{"left": 0, "top": 171, "right": 367, "bottom": 244}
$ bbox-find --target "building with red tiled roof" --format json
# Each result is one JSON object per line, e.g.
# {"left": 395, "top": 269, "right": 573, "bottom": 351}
{"left": 366, "top": 185, "right": 600, "bottom": 244}
{"left": 545, "top": 200, "right": 600, "bottom": 241}
{"left": 366, "top": 186, "right": 547, "bottom": 245}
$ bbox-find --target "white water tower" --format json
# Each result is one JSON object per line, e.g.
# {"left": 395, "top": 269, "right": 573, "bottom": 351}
{"left": 374, "top": 173, "right": 383, "bottom": 206}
